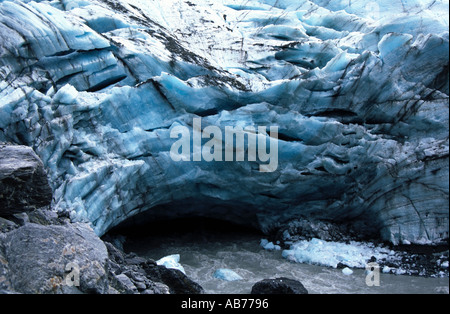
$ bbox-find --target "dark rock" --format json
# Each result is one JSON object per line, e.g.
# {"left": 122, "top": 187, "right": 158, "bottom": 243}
{"left": 143, "top": 264, "right": 204, "bottom": 294}
{"left": 103, "top": 241, "right": 175, "bottom": 294}
{"left": 124, "top": 253, "right": 148, "bottom": 266}
{"left": 105, "top": 242, "right": 126, "bottom": 264}
{"left": 27, "top": 207, "right": 62, "bottom": 226}
{"left": 8, "top": 213, "right": 29, "bottom": 226}
{"left": 251, "top": 277, "right": 308, "bottom": 294}
{"left": 336, "top": 262, "right": 348, "bottom": 269}
{"left": 378, "top": 246, "right": 449, "bottom": 278}
{"left": 0, "top": 145, "right": 52, "bottom": 217}
{"left": 1, "top": 223, "right": 109, "bottom": 294}
{"left": 0, "top": 217, "right": 17, "bottom": 233}
{"left": 274, "top": 218, "right": 362, "bottom": 246}
{"left": 135, "top": 281, "right": 147, "bottom": 291}
{"left": 0, "top": 244, "right": 12, "bottom": 292}
{"left": 113, "top": 273, "right": 138, "bottom": 294}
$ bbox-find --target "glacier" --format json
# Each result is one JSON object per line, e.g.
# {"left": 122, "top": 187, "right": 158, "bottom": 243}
{"left": 0, "top": 0, "right": 448, "bottom": 245}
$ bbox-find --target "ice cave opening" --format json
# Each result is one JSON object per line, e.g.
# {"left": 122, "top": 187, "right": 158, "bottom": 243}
{"left": 103, "top": 198, "right": 267, "bottom": 252}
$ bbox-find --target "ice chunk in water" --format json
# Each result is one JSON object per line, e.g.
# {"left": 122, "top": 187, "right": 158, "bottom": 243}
{"left": 213, "top": 269, "right": 243, "bottom": 281}
{"left": 156, "top": 254, "right": 186, "bottom": 274}
{"left": 282, "top": 238, "right": 391, "bottom": 269}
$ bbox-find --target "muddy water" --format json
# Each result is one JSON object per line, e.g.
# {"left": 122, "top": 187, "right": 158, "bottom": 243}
{"left": 124, "top": 221, "right": 449, "bottom": 294}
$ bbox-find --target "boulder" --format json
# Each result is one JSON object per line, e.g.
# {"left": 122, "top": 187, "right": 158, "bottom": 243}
{"left": 251, "top": 278, "right": 308, "bottom": 295}
{"left": 0, "top": 145, "right": 52, "bottom": 217}
{"left": 1, "top": 223, "right": 109, "bottom": 294}
{"left": 143, "top": 263, "right": 204, "bottom": 294}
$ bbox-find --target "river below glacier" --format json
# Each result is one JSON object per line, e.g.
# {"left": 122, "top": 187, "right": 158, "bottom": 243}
{"left": 123, "top": 219, "right": 449, "bottom": 294}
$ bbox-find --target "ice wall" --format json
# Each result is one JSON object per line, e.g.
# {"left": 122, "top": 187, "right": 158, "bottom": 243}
{"left": 0, "top": 0, "right": 448, "bottom": 244}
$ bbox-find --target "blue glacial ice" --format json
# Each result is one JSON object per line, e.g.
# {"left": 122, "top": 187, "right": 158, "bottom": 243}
{"left": 342, "top": 267, "right": 354, "bottom": 275}
{"left": 213, "top": 269, "right": 244, "bottom": 281}
{"left": 0, "top": 0, "right": 448, "bottom": 246}
{"left": 156, "top": 254, "right": 186, "bottom": 274}
{"left": 260, "top": 239, "right": 281, "bottom": 250}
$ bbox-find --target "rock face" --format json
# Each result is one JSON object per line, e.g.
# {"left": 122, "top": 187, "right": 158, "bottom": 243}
{"left": 0, "top": 211, "right": 205, "bottom": 294}
{"left": 0, "top": 144, "right": 52, "bottom": 216}
{"left": 0, "top": 0, "right": 448, "bottom": 245}
{"left": 105, "top": 241, "right": 204, "bottom": 294}
{"left": 1, "top": 222, "right": 109, "bottom": 294}
{"left": 251, "top": 277, "right": 308, "bottom": 294}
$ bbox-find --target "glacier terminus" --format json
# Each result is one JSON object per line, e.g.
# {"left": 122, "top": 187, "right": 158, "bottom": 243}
{"left": 0, "top": 0, "right": 448, "bottom": 249}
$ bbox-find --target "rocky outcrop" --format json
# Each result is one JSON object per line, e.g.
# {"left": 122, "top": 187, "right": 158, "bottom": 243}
{"left": 0, "top": 0, "right": 448, "bottom": 245}
{"left": 0, "top": 208, "right": 206, "bottom": 294}
{"left": 1, "top": 222, "right": 109, "bottom": 294}
{"left": 105, "top": 241, "right": 204, "bottom": 294}
{"left": 0, "top": 144, "right": 52, "bottom": 216}
{"left": 251, "top": 278, "right": 308, "bottom": 294}
{"left": 0, "top": 144, "right": 203, "bottom": 294}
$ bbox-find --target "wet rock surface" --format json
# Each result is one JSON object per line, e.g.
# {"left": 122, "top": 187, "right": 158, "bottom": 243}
{"left": 251, "top": 277, "right": 309, "bottom": 294}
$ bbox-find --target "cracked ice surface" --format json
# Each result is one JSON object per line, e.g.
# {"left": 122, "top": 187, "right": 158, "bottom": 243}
{"left": 0, "top": 0, "right": 448, "bottom": 244}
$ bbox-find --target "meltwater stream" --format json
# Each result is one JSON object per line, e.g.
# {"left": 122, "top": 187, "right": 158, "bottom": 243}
{"left": 124, "top": 219, "right": 449, "bottom": 294}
